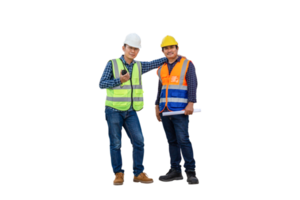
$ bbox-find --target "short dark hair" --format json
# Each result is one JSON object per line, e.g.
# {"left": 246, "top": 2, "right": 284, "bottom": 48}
{"left": 124, "top": 44, "right": 127, "bottom": 47}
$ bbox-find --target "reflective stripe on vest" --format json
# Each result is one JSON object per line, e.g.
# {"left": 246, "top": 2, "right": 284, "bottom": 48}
{"left": 112, "top": 59, "right": 120, "bottom": 79}
{"left": 157, "top": 57, "right": 189, "bottom": 112}
{"left": 158, "top": 65, "right": 163, "bottom": 83}
{"left": 105, "top": 59, "right": 144, "bottom": 111}
{"left": 159, "top": 98, "right": 188, "bottom": 103}
{"left": 162, "top": 85, "right": 187, "bottom": 90}
{"left": 112, "top": 85, "right": 143, "bottom": 89}
{"left": 106, "top": 97, "right": 144, "bottom": 102}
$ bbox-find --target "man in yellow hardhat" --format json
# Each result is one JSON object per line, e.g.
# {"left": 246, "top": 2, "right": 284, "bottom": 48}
{"left": 99, "top": 33, "right": 169, "bottom": 185}
{"left": 155, "top": 35, "right": 199, "bottom": 184}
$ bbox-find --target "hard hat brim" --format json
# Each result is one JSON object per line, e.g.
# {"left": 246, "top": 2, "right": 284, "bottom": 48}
{"left": 124, "top": 42, "right": 141, "bottom": 49}
{"left": 161, "top": 43, "right": 178, "bottom": 48}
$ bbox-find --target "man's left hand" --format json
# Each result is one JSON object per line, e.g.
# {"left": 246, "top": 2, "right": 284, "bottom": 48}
{"left": 184, "top": 102, "right": 194, "bottom": 115}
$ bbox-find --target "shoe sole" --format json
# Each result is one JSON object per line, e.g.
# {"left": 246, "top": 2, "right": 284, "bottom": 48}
{"left": 188, "top": 182, "right": 199, "bottom": 184}
{"left": 111, "top": 183, "right": 125, "bottom": 186}
{"left": 185, "top": 180, "right": 201, "bottom": 185}
{"left": 131, "top": 178, "right": 156, "bottom": 185}
{"left": 110, "top": 180, "right": 126, "bottom": 186}
{"left": 159, "top": 176, "right": 183, "bottom": 182}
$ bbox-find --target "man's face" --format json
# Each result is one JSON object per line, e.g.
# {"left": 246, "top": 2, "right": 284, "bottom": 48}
{"left": 162, "top": 45, "right": 178, "bottom": 59}
{"left": 122, "top": 45, "right": 140, "bottom": 60}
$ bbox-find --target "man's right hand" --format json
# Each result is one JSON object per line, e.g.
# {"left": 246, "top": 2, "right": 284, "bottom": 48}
{"left": 155, "top": 105, "right": 161, "bottom": 122}
{"left": 120, "top": 71, "right": 130, "bottom": 83}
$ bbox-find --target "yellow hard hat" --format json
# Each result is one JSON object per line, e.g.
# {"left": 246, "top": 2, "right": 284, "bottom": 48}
{"left": 161, "top": 35, "right": 178, "bottom": 47}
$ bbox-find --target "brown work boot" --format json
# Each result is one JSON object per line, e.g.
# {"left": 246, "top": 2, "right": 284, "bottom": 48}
{"left": 133, "top": 172, "right": 153, "bottom": 184}
{"left": 113, "top": 172, "right": 124, "bottom": 185}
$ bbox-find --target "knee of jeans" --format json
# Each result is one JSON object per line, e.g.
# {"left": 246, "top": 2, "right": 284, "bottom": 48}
{"left": 110, "top": 142, "right": 121, "bottom": 150}
{"left": 177, "top": 135, "right": 191, "bottom": 146}
{"left": 165, "top": 136, "right": 178, "bottom": 145}
{"left": 133, "top": 135, "right": 144, "bottom": 149}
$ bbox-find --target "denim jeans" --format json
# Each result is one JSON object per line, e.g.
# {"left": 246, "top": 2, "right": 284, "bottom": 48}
{"left": 105, "top": 108, "right": 144, "bottom": 176}
{"left": 160, "top": 113, "right": 196, "bottom": 172}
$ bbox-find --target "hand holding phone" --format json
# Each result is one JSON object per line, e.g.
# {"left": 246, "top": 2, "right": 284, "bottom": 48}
{"left": 120, "top": 70, "right": 130, "bottom": 83}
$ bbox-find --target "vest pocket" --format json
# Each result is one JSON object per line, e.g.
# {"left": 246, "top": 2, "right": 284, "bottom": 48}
{"left": 168, "top": 102, "right": 187, "bottom": 109}
{"left": 113, "top": 102, "right": 128, "bottom": 106}
{"left": 134, "top": 89, "right": 143, "bottom": 96}
{"left": 169, "top": 102, "right": 187, "bottom": 109}
{"left": 160, "top": 89, "right": 166, "bottom": 98}
{"left": 113, "top": 89, "right": 131, "bottom": 97}
{"left": 170, "top": 90, "right": 187, "bottom": 98}
{"left": 170, "top": 91, "right": 179, "bottom": 97}
{"left": 132, "top": 78, "right": 140, "bottom": 85}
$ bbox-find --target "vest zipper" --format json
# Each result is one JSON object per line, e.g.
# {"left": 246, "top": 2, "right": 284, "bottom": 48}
{"left": 120, "top": 60, "right": 133, "bottom": 111}
{"left": 130, "top": 75, "right": 133, "bottom": 110}
{"left": 165, "top": 64, "right": 170, "bottom": 110}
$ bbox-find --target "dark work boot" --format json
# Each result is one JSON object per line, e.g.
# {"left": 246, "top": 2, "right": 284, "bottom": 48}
{"left": 186, "top": 171, "right": 199, "bottom": 184}
{"left": 159, "top": 169, "right": 183, "bottom": 182}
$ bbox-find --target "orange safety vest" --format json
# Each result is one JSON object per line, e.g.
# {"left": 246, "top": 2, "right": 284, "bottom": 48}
{"left": 157, "top": 57, "right": 190, "bottom": 112}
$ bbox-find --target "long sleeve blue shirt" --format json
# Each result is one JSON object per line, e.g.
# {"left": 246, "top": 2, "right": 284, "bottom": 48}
{"left": 155, "top": 56, "right": 198, "bottom": 107}
{"left": 100, "top": 55, "right": 167, "bottom": 112}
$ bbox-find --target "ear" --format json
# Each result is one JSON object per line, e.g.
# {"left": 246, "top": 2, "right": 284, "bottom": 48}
{"left": 120, "top": 45, "right": 125, "bottom": 54}
{"left": 136, "top": 49, "right": 142, "bottom": 59}
{"left": 178, "top": 46, "right": 181, "bottom": 53}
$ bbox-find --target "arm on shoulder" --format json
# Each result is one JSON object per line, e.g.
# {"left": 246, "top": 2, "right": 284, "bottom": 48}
{"left": 140, "top": 57, "right": 168, "bottom": 74}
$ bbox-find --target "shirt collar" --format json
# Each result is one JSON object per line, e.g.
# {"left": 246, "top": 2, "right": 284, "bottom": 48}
{"left": 168, "top": 55, "right": 182, "bottom": 64}
{"left": 120, "top": 55, "right": 136, "bottom": 65}
{"left": 176, "top": 56, "right": 182, "bottom": 62}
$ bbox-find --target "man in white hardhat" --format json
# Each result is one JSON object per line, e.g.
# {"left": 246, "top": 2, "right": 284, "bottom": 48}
{"left": 99, "top": 33, "right": 168, "bottom": 185}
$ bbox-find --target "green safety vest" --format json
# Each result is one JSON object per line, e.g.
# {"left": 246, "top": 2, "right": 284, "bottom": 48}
{"left": 105, "top": 58, "right": 144, "bottom": 111}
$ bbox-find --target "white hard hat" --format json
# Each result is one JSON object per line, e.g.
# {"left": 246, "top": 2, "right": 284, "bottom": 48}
{"left": 124, "top": 33, "right": 141, "bottom": 48}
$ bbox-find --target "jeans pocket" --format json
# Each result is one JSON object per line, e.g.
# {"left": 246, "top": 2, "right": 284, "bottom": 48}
{"left": 105, "top": 107, "right": 115, "bottom": 115}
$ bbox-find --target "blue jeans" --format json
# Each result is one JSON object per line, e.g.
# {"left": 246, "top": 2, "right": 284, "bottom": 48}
{"left": 105, "top": 108, "right": 144, "bottom": 176}
{"left": 160, "top": 113, "right": 196, "bottom": 172}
